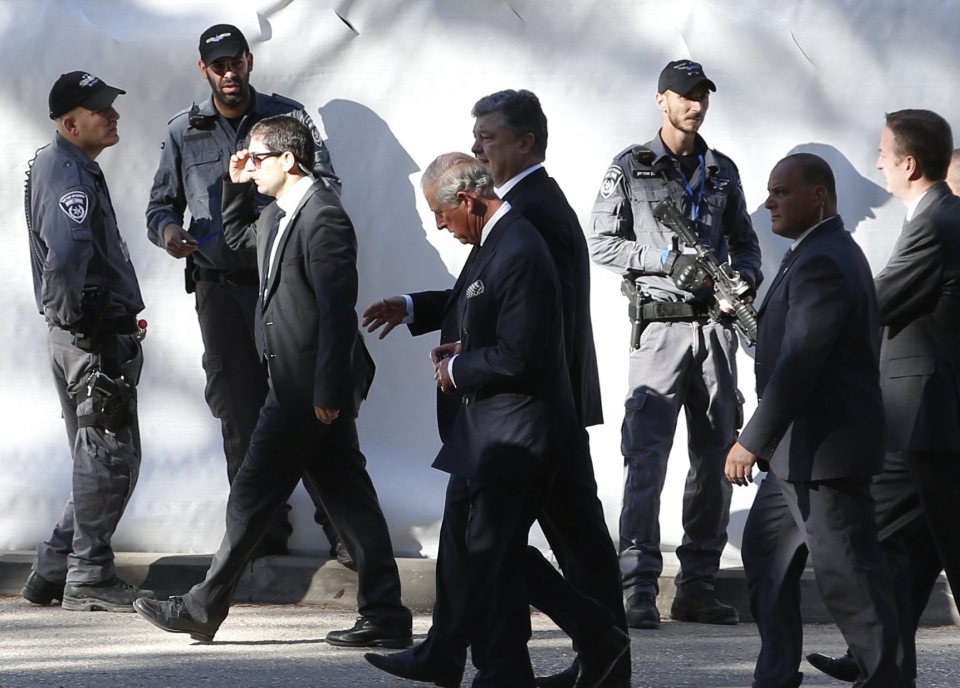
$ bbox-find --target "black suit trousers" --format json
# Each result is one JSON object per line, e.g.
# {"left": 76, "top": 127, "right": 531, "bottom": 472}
{"left": 742, "top": 471, "right": 902, "bottom": 688}
{"left": 414, "top": 430, "right": 624, "bottom": 677}
{"left": 872, "top": 450, "right": 960, "bottom": 679}
{"left": 182, "top": 387, "right": 409, "bottom": 630}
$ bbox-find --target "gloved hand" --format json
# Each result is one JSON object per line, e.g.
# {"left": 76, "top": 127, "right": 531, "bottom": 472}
{"left": 662, "top": 251, "right": 710, "bottom": 292}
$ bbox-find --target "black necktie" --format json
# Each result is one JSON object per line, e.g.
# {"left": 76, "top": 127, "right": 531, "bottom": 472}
{"left": 261, "top": 208, "right": 286, "bottom": 294}
{"left": 256, "top": 208, "right": 285, "bottom": 357}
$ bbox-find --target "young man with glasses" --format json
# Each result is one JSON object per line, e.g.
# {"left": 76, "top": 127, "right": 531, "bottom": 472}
{"left": 135, "top": 115, "right": 412, "bottom": 648}
{"left": 144, "top": 23, "right": 349, "bottom": 565}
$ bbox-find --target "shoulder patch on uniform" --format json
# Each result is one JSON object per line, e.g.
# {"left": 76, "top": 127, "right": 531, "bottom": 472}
{"left": 59, "top": 191, "right": 88, "bottom": 223}
{"left": 600, "top": 165, "right": 624, "bottom": 199}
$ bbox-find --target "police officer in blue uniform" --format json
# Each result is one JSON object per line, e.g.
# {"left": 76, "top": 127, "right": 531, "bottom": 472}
{"left": 589, "top": 60, "right": 762, "bottom": 629}
{"left": 145, "top": 24, "right": 347, "bottom": 561}
{"left": 22, "top": 71, "right": 153, "bottom": 612}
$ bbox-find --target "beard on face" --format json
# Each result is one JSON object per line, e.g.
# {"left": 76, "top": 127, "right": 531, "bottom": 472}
{"left": 208, "top": 73, "right": 249, "bottom": 108}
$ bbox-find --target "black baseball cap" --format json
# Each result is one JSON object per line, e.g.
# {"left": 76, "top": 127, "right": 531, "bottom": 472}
{"left": 199, "top": 24, "right": 249, "bottom": 63}
{"left": 48, "top": 71, "right": 125, "bottom": 120}
{"left": 657, "top": 59, "right": 717, "bottom": 95}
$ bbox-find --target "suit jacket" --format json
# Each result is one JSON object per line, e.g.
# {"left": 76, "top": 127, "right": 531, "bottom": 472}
{"left": 432, "top": 210, "right": 577, "bottom": 482}
{"left": 501, "top": 168, "right": 603, "bottom": 427}
{"left": 222, "top": 178, "right": 374, "bottom": 420}
{"left": 738, "top": 217, "right": 885, "bottom": 481}
{"left": 875, "top": 182, "right": 960, "bottom": 453}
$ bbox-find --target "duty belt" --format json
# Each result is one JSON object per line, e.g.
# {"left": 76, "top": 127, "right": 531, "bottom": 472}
{"left": 639, "top": 301, "right": 709, "bottom": 322}
{"left": 192, "top": 267, "right": 259, "bottom": 287}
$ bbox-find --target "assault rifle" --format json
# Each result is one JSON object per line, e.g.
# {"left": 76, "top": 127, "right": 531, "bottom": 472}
{"left": 652, "top": 199, "right": 757, "bottom": 345}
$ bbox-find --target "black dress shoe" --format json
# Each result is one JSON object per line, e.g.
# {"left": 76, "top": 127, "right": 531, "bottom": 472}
{"left": 326, "top": 616, "right": 413, "bottom": 649}
{"left": 576, "top": 627, "right": 631, "bottom": 688}
{"left": 536, "top": 659, "right": 578, "bottom": 688}
{"left": 805, "top": 652, "right": 859, "bottom": 682}
{"left": 133, "top": 596, "right": 219, "bottom": 642}
{"left": 364, "top": 650, "right": 462, "bottom": 687}
{"left": 21, "top": 572, "right": 65, "bottom": 606}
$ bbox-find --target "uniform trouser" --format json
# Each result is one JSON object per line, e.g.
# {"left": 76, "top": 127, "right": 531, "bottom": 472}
{"left": 620, "top": 319, "right": 739, "bottom": 598}
{"left": 181, "top": 386, "right": 410, "bottom": 631}
{"left": 743, "top": 471, "right": 903, "bottom": 688}
{"left": 862, "top": 450, "right": 960, "bottom": 681}
{"left": 194, "top": 280, "right": 338, "bottom": 549}
{"left": 412, "top": 431, "right": 626, "bottom": 681}
{"left": 33, "top": 326, "right": 143, "bottom": 585}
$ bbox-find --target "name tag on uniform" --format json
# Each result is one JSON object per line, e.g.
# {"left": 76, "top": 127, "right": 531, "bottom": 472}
{"left": 633, "top": 170, "right": 659, "bottom": 179}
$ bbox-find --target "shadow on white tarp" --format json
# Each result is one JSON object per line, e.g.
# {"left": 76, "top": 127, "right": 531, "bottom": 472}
{"left": 0, "top": 0, "right": 955, "bottom": 559}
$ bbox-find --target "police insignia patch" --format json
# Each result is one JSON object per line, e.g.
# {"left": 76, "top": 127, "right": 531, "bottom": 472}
{"left": 59, "top": 191, "right": 89, "bottom": 223}
{"left": 600, "top": 166, "right": 623, "bottom": 199}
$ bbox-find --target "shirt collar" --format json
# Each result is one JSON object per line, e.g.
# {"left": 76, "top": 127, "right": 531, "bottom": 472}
{"left": 791, "top": 214, "right": 837, "bottom": 250}
{"left": 53, "top": 131, "right": 101, "bottom": 173}
{"left": 494, "top": 163, "right": 543, "bottom": 198}
{"left": 276, "top": 175, "right": 316, "bottom": 215}
{"left": 905, "top": 188, "right": 931, "bottom": 222}
{"left": 480, "top": 200, "right": 511, "bottom": 246}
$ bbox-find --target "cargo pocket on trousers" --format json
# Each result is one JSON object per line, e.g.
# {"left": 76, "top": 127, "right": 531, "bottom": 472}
{"left": 621, "top": 391, "right": 649, "bottom": 459}
{"left": 201, "top": 352, "right": 225, "bottom": 418}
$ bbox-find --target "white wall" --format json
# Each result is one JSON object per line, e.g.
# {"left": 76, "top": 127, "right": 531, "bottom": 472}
{"left": 1, "top": 0, "right": 957, "bottom": 559}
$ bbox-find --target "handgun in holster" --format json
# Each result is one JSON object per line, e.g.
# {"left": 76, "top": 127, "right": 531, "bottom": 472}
{"left": 621, "top": 276, "right": 649, "bottom": 351}
{"left": 79, "top": 369, "right": 135, "bottom": 435}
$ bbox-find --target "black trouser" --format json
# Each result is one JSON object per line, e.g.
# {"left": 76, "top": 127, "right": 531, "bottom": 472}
{"left": 871, "top": 450, "right": 960, "bottom": 681}
{"left": 194, "top": 279, "right": 338, "bottom": 549}
{"left": 182, "top": 386, "right": 410, "bottom": 630}
{"left": 743, "top": 471, "right": 902, "bottom": 688}
{"left": 413, "top": 429, "right": 626, "bottom": 680}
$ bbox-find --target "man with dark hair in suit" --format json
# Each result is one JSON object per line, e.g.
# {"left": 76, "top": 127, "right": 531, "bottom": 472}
{"left": 362, "top": 91, "right": 629, "bottom": 688}
{"left": 363, "top": 153, "right": 628, "bottom": 687}
{"left": 808, "top": 110, "right": 960, "bottom": 686}
{"left": 132, "top": 115, "right": 412, "bottom": 648}
{"left": 725, "top": 153, "right": 904, "bottom": 688}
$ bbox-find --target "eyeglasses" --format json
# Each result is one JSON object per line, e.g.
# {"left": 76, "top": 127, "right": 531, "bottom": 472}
{"left": 246, "top": 151, "right": 284, "bottom": 168}
{"left": 205, "top": 57, "right": 247, "bottom": 76}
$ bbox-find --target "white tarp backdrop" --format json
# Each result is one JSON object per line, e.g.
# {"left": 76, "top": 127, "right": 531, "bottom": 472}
{"left": 1, "top": 0, "right": 956, "bottom": 561}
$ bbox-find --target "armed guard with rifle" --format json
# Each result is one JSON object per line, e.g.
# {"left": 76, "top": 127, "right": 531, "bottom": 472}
{"left": 588, "top": 59, "right": 762, "bottom": 630}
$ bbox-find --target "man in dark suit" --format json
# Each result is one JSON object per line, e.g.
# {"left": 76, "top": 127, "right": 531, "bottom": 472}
{"left": 364, "top": 154, "right": 627, "bottom": 687}
{"left": 724, "top": 153, "right": 904, "bottom": 688}
{"left": 363, "top": 91, "right": 628, "bottom": 688}
{"left": 808, "top": 111, "right": 960, "bottom": 686}
{"left": 132, "top": 115, "right": 412, "bottom": 647}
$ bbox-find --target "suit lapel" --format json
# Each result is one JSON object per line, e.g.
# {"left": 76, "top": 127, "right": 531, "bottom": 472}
{"left": 264, "top": 182, "right": 320, "bottom": 306}
{"left": 758, "top": 217, "right": 843, "bottom": 315}
{"left": 500, "top": 167, "right": 547, "bottom": 203}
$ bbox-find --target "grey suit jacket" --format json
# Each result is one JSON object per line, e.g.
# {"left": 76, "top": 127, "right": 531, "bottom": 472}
{"left": 875, "top": 181, "right": 960, "bottom": 453}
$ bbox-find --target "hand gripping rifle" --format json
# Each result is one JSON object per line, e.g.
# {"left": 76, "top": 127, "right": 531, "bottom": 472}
{"left": 652, "top": 199, "right": 758, "bottom": 346}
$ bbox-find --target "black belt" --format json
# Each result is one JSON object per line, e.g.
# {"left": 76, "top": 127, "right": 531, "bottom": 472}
{"left": 640, "top": 301, "right": 709, "bottom": 322}
{"left": 192, "top": 267, "right": 259, "bottom": 287}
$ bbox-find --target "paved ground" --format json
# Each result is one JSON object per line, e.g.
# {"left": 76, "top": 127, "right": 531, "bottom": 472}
{"left": 0, "top": 597, "right": 957, "bottom": 687}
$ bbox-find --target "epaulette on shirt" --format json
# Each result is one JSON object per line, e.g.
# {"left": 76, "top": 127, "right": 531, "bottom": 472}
{"left": 267, "top": 92, "right": 306, "bottom": 110}
{"left": 707, "top": 147, "right": 740, "bottom": 174}
{"left": 167, "top": 105, "right": 194, "bottom": 125}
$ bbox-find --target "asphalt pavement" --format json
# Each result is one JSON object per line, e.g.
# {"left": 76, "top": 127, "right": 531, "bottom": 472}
{"left": 0, "top": 597, "right": 957, "bottom": 688}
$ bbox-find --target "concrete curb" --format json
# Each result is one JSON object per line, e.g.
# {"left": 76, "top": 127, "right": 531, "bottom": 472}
{"left": 1, "top": 551, "right": 955, "bottom": 624}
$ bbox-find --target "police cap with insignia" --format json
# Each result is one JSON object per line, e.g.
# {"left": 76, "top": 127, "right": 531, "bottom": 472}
{"left": 657, "top": 59, "right": 717, "bottom": 96}
{"left": 48, "top": 71, "right": 126, "bottom": 120}
{"left": 199, "top": 24, "right": 249, "bottom": 63}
